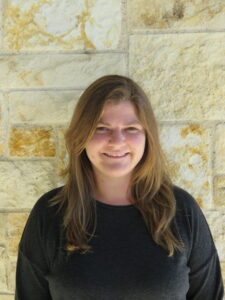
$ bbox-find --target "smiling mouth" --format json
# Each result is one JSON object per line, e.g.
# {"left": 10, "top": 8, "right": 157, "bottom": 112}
{"left": 103, "top": 153, "right": 129, "bottom": 158}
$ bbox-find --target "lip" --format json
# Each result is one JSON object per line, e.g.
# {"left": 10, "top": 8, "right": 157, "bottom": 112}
{"left": 103, "top": 153, "right": 129, "bottom": 159}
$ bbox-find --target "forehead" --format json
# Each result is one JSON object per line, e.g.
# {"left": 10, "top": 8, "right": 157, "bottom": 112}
{"left": 98, "top": 100, "right": 141, "bottom": 124}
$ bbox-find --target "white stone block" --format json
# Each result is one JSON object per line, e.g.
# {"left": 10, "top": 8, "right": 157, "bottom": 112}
{"left": 5, "top": 0, "right": 122, "bottom": 50}
{"left": 215, "top": 124, "right": 225, "bottom": 174}
{"left": 9, "top": 90, "right": 80, "bottom": 124}
{"left": 0, "top": 54, "right": 126, "bottom": 88}
{"left": 160, "top": 124, "right": 212, "bottom": 208}
{"left": 130, "top": 33, "right": 225, "bottom": 121}
{"left": 128, "top": 0, "right": 225, "bottom": 31}
{"left": 0, "top": 160, "right": 59, "bottom": 209}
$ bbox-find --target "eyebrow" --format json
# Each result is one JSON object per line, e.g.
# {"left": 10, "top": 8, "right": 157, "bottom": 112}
{"left": 97, "top": 121, "right": 143, "bottom": 126}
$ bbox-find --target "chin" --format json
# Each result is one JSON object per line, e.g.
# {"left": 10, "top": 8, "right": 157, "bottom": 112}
{"left": 102, "top": 169, "right": 132, "bottom": 178}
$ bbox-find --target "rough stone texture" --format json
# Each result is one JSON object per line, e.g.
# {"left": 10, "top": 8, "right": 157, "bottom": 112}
{"left": 4, "top": 0, "right": 122, "bottom": 51}
{"left": 56, "top": 127, "right": 67, "bottom": 179}
{"left": 9, "top": 90, "right": 80, "bottom": 124}
{"left": 0, "top": 214, "right": 6, "bottom": 242}
{"left": 214, "top": 176, "right": 225, "bottom": 208}
{"left": 7, "top": 258, "right": 16, "bottom": 293}
{"left": 0, "top": 247, "right": 7, "bottom": 291}
{"left": 215, "top": 124, "right": 225, "bottom": 174}
{"left": 128, "top": 0, "right": 225, "bottom": 31}
{"left": 204, "top": 210, "right": 225, "bottom": 261}
{"left": 0, "top": 1, "right": 224, "bottom": 297}
{"left": 129, "top": 33, "right": 225, "bottom": 121}
{"left": 7, "top": 213, "right": 29, "bottom": 256}
{"left": 160, "top": 124, "right": 212, "bottom": 208}
{"left": 9, "top": 127, "right": 55, "bottom": 157}
{"left": 0, "top": 1, "right": 2, "bottom": 49}
{"left": 0, "top": 160, "right": 59, "bottom": 209}
{"left": 0, "top": 54, "right": 126, "bottom": 88}
{"left": 221, "top": 263, "right": 225, "bottom": 290}
{"left": 0, "top": 296, "right": 14, "bottom": 300}
{"left": 0, "top": 94, "right": 3, "bottom": 155}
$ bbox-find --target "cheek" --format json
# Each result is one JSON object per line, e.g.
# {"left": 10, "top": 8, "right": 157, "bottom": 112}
{"left": 88, "top": 134, "right": 108, "bottom": 147}
{"left": 128, "top": 133, "right": 146, "bottom": 149}
{"left": 85, "top": 135, "right": 107, "bottom": 157}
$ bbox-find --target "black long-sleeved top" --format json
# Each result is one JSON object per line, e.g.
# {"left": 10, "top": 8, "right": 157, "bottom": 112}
{"left": 15, "top": 186, "right": 224, "bottom": 299}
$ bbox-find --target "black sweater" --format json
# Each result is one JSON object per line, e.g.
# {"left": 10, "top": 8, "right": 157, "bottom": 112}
{"left": 15, "top": 186, "right": 224, "bottom": 300}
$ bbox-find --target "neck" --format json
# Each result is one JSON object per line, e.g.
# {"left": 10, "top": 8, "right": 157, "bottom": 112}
{"left": 93, "top": 173, "right": 132, "bottom": 205}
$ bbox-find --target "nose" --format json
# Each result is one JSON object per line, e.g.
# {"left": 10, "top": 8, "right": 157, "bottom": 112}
{"left": 108, "top": 129, "right": 125, "bottom": 145}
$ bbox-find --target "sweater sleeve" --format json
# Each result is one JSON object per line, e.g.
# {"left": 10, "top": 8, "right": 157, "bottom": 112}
{"left": 176, "top": 189, "right": 224, "bottom": 299}
{"left": 15, "top": 188, "right": 62, "bottom": 300}
{"left": 15, "top": 249, "right": 52, "bottom": 300}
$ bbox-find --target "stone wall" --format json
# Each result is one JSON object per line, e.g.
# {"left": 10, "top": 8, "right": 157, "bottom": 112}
{"left": 0, "top": 0, "right": 224, "bottom": 297}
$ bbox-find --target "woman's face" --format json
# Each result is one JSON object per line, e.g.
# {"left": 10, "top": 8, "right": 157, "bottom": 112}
{"left": 85, "top": 100, "right": 146, "bottom": 181}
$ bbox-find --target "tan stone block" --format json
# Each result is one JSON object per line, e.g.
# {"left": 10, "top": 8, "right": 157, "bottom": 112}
{"left": 4, "top": 0, "right": 122, "bottom": 51}
{"left": 0, "top": 214, "right": 7, "bottom": 242}
{"left": 0, "top": 54, "right": 126, "bottom": 88}
{"left": 128, "top": 0, "right": 225, "bottom": 31}
{"left": 56, "top": 128, "right": 67, "bottom": 178}
{"left": 204, "top": 210, "right": 225, "bottom": 261}
{"left": 6, "top": 213, "right": 29, "bottom": 257}
{"left": 9, "top": 127, "right": 56, "bottom": 157}
{"left": 0, "top": 160, "right": 59, "bottom": 209}
{"left": 130, "top": 33, "right": 225, "bottom": 121}
{"left": 9, "top": 90, "right": 80, "bottom": 124}
{"left": 214, "top": 176, "right": 225, "bottom": 208}
{"left": 215, "top": 125, "right": 225, "bottom": 174}
{"left": 0, "top": 94, "right": 4, "bottom": 156}
{"left": 6, "top": 258, "right": 17, "bottom": 293}
{"left": 0, "top": 1, "right": 2, "bottom": 48}
{"left": 0, "top": 296, "right": 14, "bottom": 300}
{"left": 221, "top": 263, "right": 225, "bottom": 290}
{"left": 0, "top": 247, "right": 7, "bottom": 291}
{"left": 160, "top": 124, "right": 212, "bottom": 208}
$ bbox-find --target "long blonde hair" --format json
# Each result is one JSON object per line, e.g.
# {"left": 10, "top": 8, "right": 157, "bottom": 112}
{"left": 51, "top": 75, "right": 183, "bottom": 256}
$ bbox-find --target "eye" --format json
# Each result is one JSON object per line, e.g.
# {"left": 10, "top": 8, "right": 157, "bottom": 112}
{"left": 126, "top": 127, "right": 139, "bottom": 132}
{"left": 95, "top": 126, "right": 109, "bottom": 132}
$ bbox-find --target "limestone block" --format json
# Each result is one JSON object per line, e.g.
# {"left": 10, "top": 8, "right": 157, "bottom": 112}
{"left": 221, "top": 263, "right": 225, "bottom": 289}
{"left": 0, "top": 296, "right": 14, "bottom": 300}
{"left": 215, "top": 125, "right": 225, "bottom": 174}
{"left": 0, "top": 94, "right": 3, "bottom": 155}
{"left": 0, "top": 247, "right": 7, "bottom": 291}
{"left": 128, "top": 0, "right": 225, "bottom": 31}
{"left": 0, "top": 1, "right": 2, "bottom": 48}
{"left": 204, "top": 210, "right": 225, "bottom": 261}
{"left": 129, "top": 33, "right": 225, "bottom": 121}
{"left": 6, "top": 258, "right": 17, "bottom": 292}
{"left": 0, "top": 54, "right": 126, "bottom": 88}
{"left": 160, "top": 124, "right": 212, "bottom": 208}
{"left": 0, "top": 214, "right": 6, "bottom": 242}
{"left": 9, "top": 90, "right": 80, "bottom": 124}
{"left": 56, "top": 127, "right": 67, "bottom": 178}
{"left": 7, "top": 213, "right": 29, "bottom": 256}
{"left": 9, "top": 127, "right": 56, "bottom": 157}
{"left": 0, "top": 160, "right": 59, "bottom": 209}
{"left": 214, "top": 176, "right": 225, "bottom": 208}
{"left": 0, "top": 92, "right": 2, "bottom": 122}
{"left": 4, "top": 0, "right": 122, "bottom": 50}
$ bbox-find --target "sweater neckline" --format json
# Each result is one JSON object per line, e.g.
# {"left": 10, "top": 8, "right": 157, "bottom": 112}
{"left": 94, "top": 198, "right": 135, "bottom": 210}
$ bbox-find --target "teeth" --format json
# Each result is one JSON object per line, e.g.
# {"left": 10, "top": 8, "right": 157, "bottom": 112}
{"left": 105, "top": 153, "right": 127, "bottom": 157}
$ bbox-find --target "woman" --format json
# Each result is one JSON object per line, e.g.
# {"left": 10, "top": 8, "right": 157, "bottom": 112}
{"left": 15, "top": 75, "right": 224, "bottom": 299}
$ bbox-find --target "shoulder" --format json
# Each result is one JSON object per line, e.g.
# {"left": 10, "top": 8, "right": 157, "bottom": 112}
{"left": 19, "top": 186, "right": 65, "bottom": 268}
{"left": 32, "top": 186, "right": 63, "bottom": 211}
{"left": 173, "top": 185, "right": 202, "bottom": 216}
{"left": 172, "top": 186, "right": 206, "bottom": 237}
{"left": 28, "top": 186, "right": 64, "bottom": 222}
{"left": 172, "top": 186, "right": 215, "bottom": 250}
{"left": 20, "top": 186, "right": 64, "bottom": 246}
